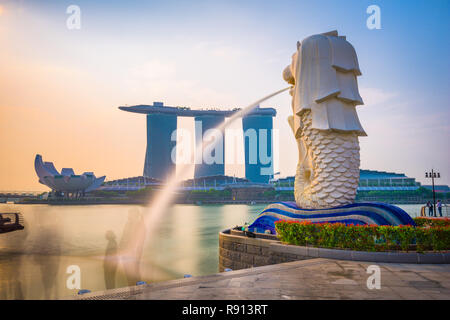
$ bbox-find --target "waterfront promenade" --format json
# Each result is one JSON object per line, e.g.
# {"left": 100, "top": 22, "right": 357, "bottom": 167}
{"left": 72, "top": 258, "right": 450, "bottom": 300}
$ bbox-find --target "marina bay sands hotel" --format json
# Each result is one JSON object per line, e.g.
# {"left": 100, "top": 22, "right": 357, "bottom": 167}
{"left": 119, "top": 102, "right": 276, "bottom": 183}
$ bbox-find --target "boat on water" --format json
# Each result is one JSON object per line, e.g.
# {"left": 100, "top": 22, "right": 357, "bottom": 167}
{"left": 0, "top": 212, "right": 24, "bottom": 234}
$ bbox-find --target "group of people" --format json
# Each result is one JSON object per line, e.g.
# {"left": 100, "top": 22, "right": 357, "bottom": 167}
{"left": 426, "top": 200, "right": 444, "bottom": 217}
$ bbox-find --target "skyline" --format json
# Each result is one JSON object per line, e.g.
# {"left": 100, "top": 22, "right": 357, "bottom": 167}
{"left": 0, "top": 0, "right": 449, "bottom": 191}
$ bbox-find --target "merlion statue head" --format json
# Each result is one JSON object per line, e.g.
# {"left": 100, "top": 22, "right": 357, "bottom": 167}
{"left": 283, "top": 31, "right": 366, "bottom": 209}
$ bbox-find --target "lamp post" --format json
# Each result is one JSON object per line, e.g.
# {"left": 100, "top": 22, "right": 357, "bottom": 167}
{"left": 425, "top": 169, "right": 440, "bottom": 217}
{"left": 269, "top": 171, "right": 281, "bottom": 185}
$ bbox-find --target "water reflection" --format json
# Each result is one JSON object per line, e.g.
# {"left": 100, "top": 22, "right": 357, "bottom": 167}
{"left": 0, "top": 203, "right": 275, "bottom": 299}
{"left": 32, "top": 213, "right": 62, "bottom": 300}
{"left": 119, "top": 208, "right": 146, "bottom": 286}
{"left": 0, "top": 227, "right": 28, "bottom": 299}
{"left": 103, "top": 230, "right": 118, "bottom": 289}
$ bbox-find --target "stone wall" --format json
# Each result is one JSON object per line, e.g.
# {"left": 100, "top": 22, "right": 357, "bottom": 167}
{"left": 219, "top": 229, "right": 313, "bottom": 272}
{"left": 219, "top": 229, "right": 450, "bottom": 272}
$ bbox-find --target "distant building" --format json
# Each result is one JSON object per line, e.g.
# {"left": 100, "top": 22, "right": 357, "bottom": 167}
{"left": 182, "top": 175, "right": 249, "bottom": 190}
{"left": 119, "top": 102, "right": 276, "bottom": 183}
{"left": 102, "top": 169, "right": 426, "bottom": 195}
{"left": 143, "top": 108, "right": 177, "bottom": 180}
{"left": 194, "top": 115, "right": 226, "bottom": 178}
{"left": 357, "top": 169, "right": 420, "bottom": 191}
{"left": 224, "top": 183, "right": 274, "bottom": 201}
{"left": 101, "top": 176, "right": 162, "bottom": 191}
{"left": 100, "top": 174, "right": 250, "bottom": 192}
{"left": 34, "top": 154, "right": 105, "bottom": 196}
{"left": 422, "top": 185, "right": 450, "bottom": 193}
{"left": 242, "top": 111, "right": 274, "bottom": 183}
{"left": 273, "top": 169, "right": 421, "bottom": 192}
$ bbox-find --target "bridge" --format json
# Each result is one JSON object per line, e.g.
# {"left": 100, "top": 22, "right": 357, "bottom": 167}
{"left": 0, "top": 191, "right": 41, "bottom": 203}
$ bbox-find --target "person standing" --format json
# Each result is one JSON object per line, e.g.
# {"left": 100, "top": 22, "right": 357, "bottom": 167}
{"left": 437, "top": 200, "right": 443, "bottom": 217}
{"left": 426, "top": 201, "right": 433, "bottom": 217}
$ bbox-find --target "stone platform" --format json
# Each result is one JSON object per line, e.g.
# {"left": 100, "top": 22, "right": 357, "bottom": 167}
{"left": 71, "top": 258, "right": 450, "bottom": 300}
{"left": 219, "top": 229, "right": 450, "bottom": 271}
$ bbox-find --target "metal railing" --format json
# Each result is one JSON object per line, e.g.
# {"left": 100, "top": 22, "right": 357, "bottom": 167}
{"left": 0, "top": 212, "right": 25, "bottom": 233}
{"left": 0, "top": 191, "right": 42, "bottom": 196}
{"left": 420, "top": 205, "right": 449, "bottom": 217}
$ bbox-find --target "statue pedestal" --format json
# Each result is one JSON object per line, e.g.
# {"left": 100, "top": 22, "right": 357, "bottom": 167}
{"left": 248, "top": 202, "right": 416, "bottom": 235}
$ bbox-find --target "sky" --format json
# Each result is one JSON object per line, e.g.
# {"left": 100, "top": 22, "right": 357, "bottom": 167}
{"left": 0, "top": 0, "right": 449, "bottom": 191}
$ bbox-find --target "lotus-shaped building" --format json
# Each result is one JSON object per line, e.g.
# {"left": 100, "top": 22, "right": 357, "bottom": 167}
{"left": 34, "top": 154, "right": 105, "bottom": 194}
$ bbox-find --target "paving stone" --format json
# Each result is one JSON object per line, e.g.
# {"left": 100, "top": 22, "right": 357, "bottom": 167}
{"left": 261, "top": 246, "right": 271, "bottom": 256}
{"left": 444, "top": 253, "right": 450, "bottom": 264}
{"left": 307, "top": 247, "right": 319, "bottom": 257}
{"left": 319, "top": 248, "right": 353, "bottom": 260}
{"left": 418, "top": 253, "right": 445, "bottom": 264}
{"left": 240, "top": 253, "right": 254, "bottom": 265}
{"left": 389, "top": 286, "right": 432, "bottom": 300}
{"left": 394, "top": 271, "right": 428, "bottom": 282}
{"left": 271, "top": 243, "right": 308, "bottom": 256}
{"left": 246, "top": 244, "right": 261, "bottom": 255}
{"left": 254, "top": 255, "right": 270, "bottom": 266}
{"left": 73, "top": 258, "right": 450, "bottom": 300}
{"left": 234, "top": 243, "right": 245, "bottom": 252}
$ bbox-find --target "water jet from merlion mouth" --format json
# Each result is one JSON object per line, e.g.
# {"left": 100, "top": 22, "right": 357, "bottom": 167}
{"left": 117, "top": 86, "right": 291, "bottom": 278}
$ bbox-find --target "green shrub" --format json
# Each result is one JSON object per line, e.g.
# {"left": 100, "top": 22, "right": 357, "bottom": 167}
{"left": 413, "top": 217, "right": 450, "bottom": 228}
{"left": 396, "top": 225, "right": 416, "bottom": 251}
{"left": 430, "top": 227, "right": 450, "bottom": 251}
{"left": 275, "top": 220, "right": 450, "bottom": 252}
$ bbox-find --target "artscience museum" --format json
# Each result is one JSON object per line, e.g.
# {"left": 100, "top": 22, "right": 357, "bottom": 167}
{"left": 34, "top": 154, "right": 105, "bottom": 196}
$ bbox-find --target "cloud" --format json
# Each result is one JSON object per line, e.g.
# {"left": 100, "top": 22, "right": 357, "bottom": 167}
{"left": 124, "top": 58, "right": 236, "bottom": 106}
{"left": 359, "top": 87, "right": 396, "bottom": 106}
{"left": 193, "top": 41, "right": 245, "bottom": 60}
{"left": 130, "top": 59, "right": 177, "bottom": 81}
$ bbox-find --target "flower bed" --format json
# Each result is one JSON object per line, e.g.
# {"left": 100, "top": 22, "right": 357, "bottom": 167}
{"left": 413, "top": 217, "right": 450, "bottom": 228}
{"left": 275, "top": 220, "right": 450, "bottom": 253}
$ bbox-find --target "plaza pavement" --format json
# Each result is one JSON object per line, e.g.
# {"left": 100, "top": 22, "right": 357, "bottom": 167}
{"left": 73, "top": 258, "right": 450, "bottom": 300}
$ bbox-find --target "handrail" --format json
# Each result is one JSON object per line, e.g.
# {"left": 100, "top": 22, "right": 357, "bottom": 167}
{"left": 0, "top": 212, "right": 23, "bottom": 225}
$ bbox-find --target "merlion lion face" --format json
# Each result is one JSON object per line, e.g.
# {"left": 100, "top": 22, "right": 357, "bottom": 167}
{"left": 282, "top": 42, "right": 317, "bottom": 208}
{"left": 282, "top": 42, "right": 300, "bottom": 98}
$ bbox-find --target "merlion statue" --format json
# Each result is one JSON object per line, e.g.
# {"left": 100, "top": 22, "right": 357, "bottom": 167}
{"left": 282, "top": 30, "right": 366, "bottom": 209}
{"left": 247, "top": 31, "right": 416, "bottom": 232}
